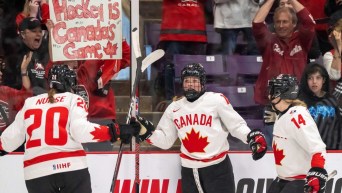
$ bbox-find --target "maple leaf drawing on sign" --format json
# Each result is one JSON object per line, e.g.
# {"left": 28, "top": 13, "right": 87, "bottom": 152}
{"left": 182, "top": 129, "right": 209, "bottom": 153}
{"left": 103, "top": 41, "right": 118, "bottom": 58}
{"left": 273, "top": 143, "right": 285, "bottom": 165}
{"left": 90, "top": 126, "right": 110, "bottom": 142}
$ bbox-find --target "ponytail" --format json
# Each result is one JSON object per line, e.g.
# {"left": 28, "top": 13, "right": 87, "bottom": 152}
{"left": 48, "top": 89, "right": 56, "bottom": 103}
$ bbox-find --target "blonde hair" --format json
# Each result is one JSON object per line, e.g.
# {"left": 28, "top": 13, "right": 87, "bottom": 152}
{"left": 284, "top": 99, "right": 307, "bottom": 108}
{"left": 48, "top": 89, "right": 56, "bottom": 103}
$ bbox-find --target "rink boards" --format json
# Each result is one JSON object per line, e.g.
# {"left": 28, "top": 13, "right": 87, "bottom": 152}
{"left": 0, "top": 151, "right": 341, "bottom": 193}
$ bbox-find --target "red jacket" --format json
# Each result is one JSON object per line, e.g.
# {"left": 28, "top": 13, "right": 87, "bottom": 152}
{"left": 160, "top": 0, "right": 207, "bottom": 42}
{"left": 252, "top": 8, "right": 315, "bottom": 105}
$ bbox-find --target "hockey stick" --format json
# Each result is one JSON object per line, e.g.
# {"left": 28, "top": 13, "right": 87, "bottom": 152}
{"left": 131, "top": 26, "right": 142, "bottom": 193}
{"left": 109, "top": 39, "right": 164, "bottom": 193}
{"left": 304, "top": 170, "right": 338, "bottom": 193}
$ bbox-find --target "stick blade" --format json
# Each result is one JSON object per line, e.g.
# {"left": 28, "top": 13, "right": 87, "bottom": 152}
{"left": 141, "top": 49, "right": 165, "bottom": 72}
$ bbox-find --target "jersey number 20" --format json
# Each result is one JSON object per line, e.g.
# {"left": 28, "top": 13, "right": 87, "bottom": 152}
{"left": 25, "top": 107, "right": 69, "bottom": 149}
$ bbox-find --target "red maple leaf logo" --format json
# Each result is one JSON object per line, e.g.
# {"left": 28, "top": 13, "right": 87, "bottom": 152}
{"left": 182, "top": 128, "right": 209, "bottom": 153}
{"left": 273, "top": 142, "right": 285, "bottom": 165}
{"left": 90, "top": 126, "right": 110, "bottom": 142}
{"left": 103, "top": 41, "right": 118, "bottom": 58}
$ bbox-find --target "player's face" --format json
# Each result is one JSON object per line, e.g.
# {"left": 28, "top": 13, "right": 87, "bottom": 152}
{"left": 307, "top": 72, "right": 325, "bottom": 97}
{"left": 183, "top": 76, "right": 202, "bottom": 92}
{"left": 274, "top": 11, "right": 295, "bottom": 39}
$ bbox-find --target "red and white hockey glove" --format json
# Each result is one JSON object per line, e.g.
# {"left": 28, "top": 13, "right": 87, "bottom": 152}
{"left": 304, "top": 167, "right": 328, "bottom": 193}
{"left": 247, "top": 129, "right": 267, "bottom": 160}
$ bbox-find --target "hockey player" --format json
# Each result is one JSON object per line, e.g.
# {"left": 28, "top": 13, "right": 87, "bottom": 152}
{"left": 266, "top": 74, "right": 328, "bottom": 193}
{"left": 137, "top": 63, "right": 268, "bottom": 193}
{"left": 0, "top": 65, "right": 141, "bottom": 193}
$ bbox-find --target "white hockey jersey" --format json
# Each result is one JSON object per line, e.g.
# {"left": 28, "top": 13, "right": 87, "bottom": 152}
{"left": 0, "top": 92, "right": 111, "bottom": 180}
{"left": 272, "top": 105, "right": 326, "bottom": 180}
{"left": 148, "top": 92, "right": 252, "bottom": 168}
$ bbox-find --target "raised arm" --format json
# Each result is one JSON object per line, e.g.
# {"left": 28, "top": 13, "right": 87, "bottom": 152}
{"left": 253, "top": 0, "right": 275, "bottom": 23}
{"left": 46, "top": 19, "right": 54, "bottom": 61}
{"left": 21, "top": 51, "right": 32, "bottom": 90}
{"left": 288, "top": 0, "right": 304, "bottom": 13}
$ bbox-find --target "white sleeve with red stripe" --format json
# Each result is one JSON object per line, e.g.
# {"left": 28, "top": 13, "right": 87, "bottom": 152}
{"left": 68, "top": 95, "right": 111, "bottom": 143}
{"left": 216, "top": 93, "right": 251, "bottom": 143}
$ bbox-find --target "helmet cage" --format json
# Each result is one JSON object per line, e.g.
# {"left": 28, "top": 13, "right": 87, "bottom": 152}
{"left": 180, "top": 63, "right": 206, "bottom": 101}
{"left": 268, "top": 74, "right": 299, "bottom": 101}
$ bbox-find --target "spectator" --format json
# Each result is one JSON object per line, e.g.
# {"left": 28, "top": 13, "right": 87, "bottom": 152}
{"left": 213, "top": 0, "right": 259, "bottom": 55}
{"left": 0, "top": 64, "right": 141, "bottom": 193}
{"left": 271, "top": 0, "right": 320, "bottom": 63}
{"left": 253, "top": 0, "right": 315, "bottom": 105}
{"left": 323, "top": 16, "right": 342, "bottom": 81}
{"left": 157, "top": 0, "right": 207, "bottom": 100}
{"left": 323, "top": 12, "right": 342, "bottom": 120}
{"left": 45, "top": 20, "right": 131, "bottom": 151}
{"left": 0, "top": 54, "right": 32, "bottom": 136}
{"left": 253, "top": 0, "right": 315, "bottom": 144}
{"left": 3, "top": 17, "right": 49, "bottom": 95}
{"left": 137, "top": 63, "right": 267, "bottom": 193}
{"left": 266, "top": 74, "right": 328, "bottom": 193}
{"left": 299, "top": 63, "right": 342, "bottom": 150}
{"left": 45, "top": 20, "right": 130, "bottom": 121}
{"left": 16, "top": 0, "right": 49, "bottom": 28}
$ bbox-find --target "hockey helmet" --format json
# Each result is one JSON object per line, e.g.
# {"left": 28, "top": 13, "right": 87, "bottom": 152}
{"left": 48, "top": 64, "right": 77, "bottom": 93}
{"left": 181, "top": 63, "right": 206, "bottom": 85}
{"left": 180, "top": 63, "right": 206, "bottom": 101}
{"left": 268, "top": 74, "right": 299, "bottom": 100}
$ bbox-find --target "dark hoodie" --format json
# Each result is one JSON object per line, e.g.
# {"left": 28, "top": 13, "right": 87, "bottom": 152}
{"left": 299, "top": 63, "right": 342, "bottom": 150}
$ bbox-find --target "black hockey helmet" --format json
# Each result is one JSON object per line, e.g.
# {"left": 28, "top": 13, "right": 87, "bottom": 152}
{"left": 268, "top": 74, "right": 299, "bottom": 101}
{"left": 48, "top": 64, "right": 77, "bottom": 93}
{"left": 181, "top": 63, "right": 206, "bottom": 85}
{"left": 180, "top": 63, "right": 206, "bottom": 101}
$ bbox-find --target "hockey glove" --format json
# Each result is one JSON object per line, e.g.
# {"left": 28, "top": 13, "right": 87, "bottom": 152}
{"left": 247, "top": 129, "right": 267, "bottom": 160}
{"left": 108, "top": 121, "right": 141, "bottom": 144}
{"left": 136, "top": 116, "right": 155, "bottom": 142}
{"left": 304, "top": 167, "right": 328, "bottom": 193}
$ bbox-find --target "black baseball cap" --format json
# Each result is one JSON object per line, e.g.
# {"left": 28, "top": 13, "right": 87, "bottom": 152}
{"left": 19, "top": 17, "right": 46, "bottom": 31}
